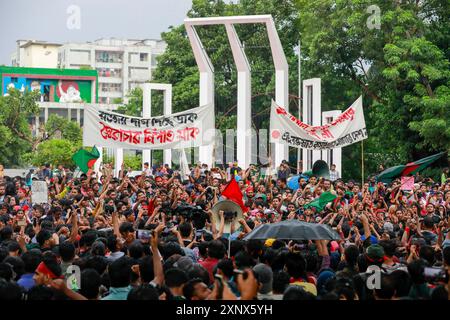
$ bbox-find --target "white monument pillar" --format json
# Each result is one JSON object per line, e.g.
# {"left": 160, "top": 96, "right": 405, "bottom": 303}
{"left": 163, "top": 84, "right": 172, "bottom": 167}
{"left": 185, "top": 22, "right": 215, "bottom": 168}
{"left": 163, "top": 85, "right": 173, "bottom": 166}
{"left": 141, "top": 83, "right": 173, "bottom": 169}
{"left": 266, "top": 18, "right": 289, "bottom": 169}
{"left": 114, "top": 148, "right": 123, "bottom": 178}
{"left": 302, "top": 78, "right": 322, "bottom": 171}
{"left": 321, "top": 110, "right": 342, "bottom": 175}
{"left": 225, "top": 23, "right": 251, "bottom": 169}
{"left": 185, "top": 15, "right": 289, "bottom": 169}
{"left": 142, "top": 83, "right": 152, "bottom": 167}
{"left": 93, "top": 147, "right": 103, "bottom": 177}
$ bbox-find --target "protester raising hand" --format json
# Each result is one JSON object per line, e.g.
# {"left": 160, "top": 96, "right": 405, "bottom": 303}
{"left": 207, "top": 276, "right": 237, "bottom": 300}
{"left": 236, "top": 269, "right": 258, "bottom": 300}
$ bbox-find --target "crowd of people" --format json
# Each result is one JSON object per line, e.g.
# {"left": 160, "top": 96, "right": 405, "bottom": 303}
{"left": 0, "top": 159, "right": 449, "bottom": 301}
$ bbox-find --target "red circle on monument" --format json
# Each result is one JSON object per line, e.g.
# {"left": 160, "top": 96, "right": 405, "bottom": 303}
{"left": 272, "top": 130, "right": 280, "bottom": 139}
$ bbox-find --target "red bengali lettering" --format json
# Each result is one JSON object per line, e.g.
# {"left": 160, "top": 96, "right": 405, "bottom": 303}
{"left": 99, "top": 122, "right": 142, "bottom": 144}
{"left": 177, "top": 127, "right": 200, "bottom": 141}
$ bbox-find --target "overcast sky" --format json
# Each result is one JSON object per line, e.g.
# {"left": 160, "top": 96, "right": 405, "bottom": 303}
{"left": 0, "top": 0, "right": 193, "bottom": 65}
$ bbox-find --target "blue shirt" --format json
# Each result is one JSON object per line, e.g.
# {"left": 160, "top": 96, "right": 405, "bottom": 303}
{"left": 17, "top": 273, "right": 35, "bottom": 291}
{"left": 101, "top": 286, "right": 132, "bottom": 300}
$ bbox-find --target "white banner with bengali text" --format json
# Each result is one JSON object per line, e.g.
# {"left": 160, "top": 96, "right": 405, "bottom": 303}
{"left": 83, "top": 104, "right": 215, "bottom": 150}
{"left": 270, "top": 96, "right": 367, "bottom": 150}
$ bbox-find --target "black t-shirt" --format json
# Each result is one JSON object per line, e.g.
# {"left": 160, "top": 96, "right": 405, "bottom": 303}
{"left": 182, "top": 239, "right": 191, "bottom": 247}
{"left": 230, "top": 167, "right": 241, "bottom": 176}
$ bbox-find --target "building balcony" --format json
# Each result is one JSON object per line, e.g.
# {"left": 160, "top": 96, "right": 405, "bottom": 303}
{"left": 99, "top": 76, "right": 123, "bottom": 84}
{"left": 128, "top": 75, "right": 151, "bottom": 82}
{"left": 128, "top": 60, "right": 151, "bottom": 68}
{"left": 95, "top": 61, "right": 123, "bottom": 69}
{"left": 98, "top": 91, "right": 123, "bottom": 98}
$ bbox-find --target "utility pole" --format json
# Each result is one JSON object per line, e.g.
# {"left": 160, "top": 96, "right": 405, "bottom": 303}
{"left": 297, "top": 37, "right": 302, "bottom": 174}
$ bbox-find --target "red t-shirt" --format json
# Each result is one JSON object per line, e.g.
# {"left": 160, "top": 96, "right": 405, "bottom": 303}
{"left": 199, "top": 257, "right": 219, "bottom": 284}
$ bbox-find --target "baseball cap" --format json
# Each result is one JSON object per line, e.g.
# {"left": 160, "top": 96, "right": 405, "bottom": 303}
{"left": 173, "top": 256, "right": 194, "bottom": 272}
{"left": 254, "top": 193, "right": 267, "bottom": 201}
{"left": 264, "top": 238, "right": 276, "bottom": 247}
{"left": 366, "top": 244, "right": 385, "bottom": 262}
{"left": 253, "top": 263, "right": 273, "bottom": 294}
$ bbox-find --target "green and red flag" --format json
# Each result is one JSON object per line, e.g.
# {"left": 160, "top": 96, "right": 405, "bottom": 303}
{"left": 72, "top": 146, "right": 100, "bottom": 174}
{"left": 304, "top": 191, "right": 337, "bottom": 212}
{"left": 402, "top": 152, "right": 446, "bottom": 176}
{"left": 376, "top": 152, "right": 446, "bottom": 183}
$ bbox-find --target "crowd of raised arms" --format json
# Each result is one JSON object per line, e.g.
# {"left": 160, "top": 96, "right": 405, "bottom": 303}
{"left": 0, "top": 160, "right": 449, "bottom": 301}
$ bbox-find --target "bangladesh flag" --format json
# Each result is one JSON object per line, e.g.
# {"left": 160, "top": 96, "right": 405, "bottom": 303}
{"left": 72, "top": 146, "right": 100, "bottom": 174}
{"left": 304, "top": 191, "right": 337, "bottom": 212}
{"left": 377, "top": 152, "right": 445, "bottom": 183}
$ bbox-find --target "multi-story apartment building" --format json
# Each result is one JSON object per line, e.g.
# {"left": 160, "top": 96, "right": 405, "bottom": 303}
{"left": 57, "top": 38, "right": 166, "bottom": 104}
{"left": 11, "top": 40, "right": 61, "bottom": 69}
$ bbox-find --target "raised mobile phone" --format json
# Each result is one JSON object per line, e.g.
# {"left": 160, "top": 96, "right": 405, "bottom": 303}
{"left": 423, "top": 267, "right": 446, "bottom": 281}
{"left": 233, "top": 269, "right": 248, "bottom": 280}
{"left": 214, "top": 274, "right": 224, "bottom": 300}
{"left": 136, "top": 229, "right": 152, "bottom": 241}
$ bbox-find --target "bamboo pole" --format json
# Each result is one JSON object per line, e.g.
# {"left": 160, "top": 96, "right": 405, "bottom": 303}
{"left": 361, "top": 140, "right": 364, "bottom": 185}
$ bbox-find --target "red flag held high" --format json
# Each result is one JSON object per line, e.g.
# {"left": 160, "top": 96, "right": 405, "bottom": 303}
{"left": 222, "top": 178, "right": 248, "bottom": 212}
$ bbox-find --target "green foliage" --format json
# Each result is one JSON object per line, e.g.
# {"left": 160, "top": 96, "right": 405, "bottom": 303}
{"left": 0, "top": 88, "right": 85, "bottom": 167}
{"left": 25, "top": 115, "right": 82, "bottom": 169}
{"left": 123, "top": 154, "right": 142, "bottom": 171}
{"left": 296, "top": 0, "right": 450, "bottom": 179}
{"left": 45, "top": 114, "right": 82, "bottom": 143}
{"left": 29, "top": 139, "right": 79, "bottom": 168}
{"left": 147, "top": 0, "right": 449, "bottom": 179}
{"left": 0, "top": 88, "right": 40, "bottom": 166}
{"left": 152, "top": 150, "right": 164, "bottom": 166}
{"left": 102, "top": 153, "right": 115, "bottom": 166}
{"left": 117, "top": 87, "right": 144, "bottom": 117}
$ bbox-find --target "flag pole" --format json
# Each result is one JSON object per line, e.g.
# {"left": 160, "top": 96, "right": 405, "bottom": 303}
{"left": 212, "top": 140, "right": 216, "bottom": 169}
{"left": 268, "top": 141, "right": 272, "bottom": 179}
{"left": 361, "top": 140, "right": 364, "bottom": 186}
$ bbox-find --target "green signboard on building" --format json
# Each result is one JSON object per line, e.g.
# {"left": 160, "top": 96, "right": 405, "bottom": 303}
{"left": 0, "top": 66, "right": 98, "bottom": 103}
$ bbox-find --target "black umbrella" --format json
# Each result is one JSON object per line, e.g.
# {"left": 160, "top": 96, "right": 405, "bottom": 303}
{"left": 243, "top": 220, "right": 340, "bottom": 241}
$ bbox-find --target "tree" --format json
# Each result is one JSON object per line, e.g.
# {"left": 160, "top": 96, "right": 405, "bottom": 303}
{"left": 0, "top": 88, "right": 40, "bottom": 166}
{"left": 117, "top": 87, "right": 144, "bottom": 117}
{"left": 29, "top": 139, "right": 79, "bottom": 169}
{"left": 0, "top": 88, "right": 83, "bottom": 147}
{"left": 45, "top": 114, "right": 82, "bottom": 143}
{"left": 123, "top": 154, "right": 142, "bottom": 171}
{"left": 0, "top": 87, "right": 40, "bottom": 146}
{"left": 295, "top": 0, "right": 449, "bottom": 179}
{"left": 0, "top": 87, "right": 86, "bottom": 167}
